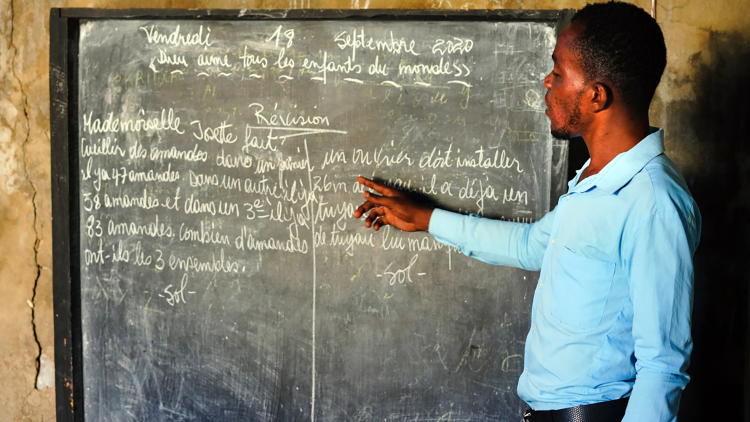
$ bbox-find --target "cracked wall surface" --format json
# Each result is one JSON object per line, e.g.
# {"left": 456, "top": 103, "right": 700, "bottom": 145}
{"left": 0, "top": 0, "right": 747, "bottom": 421}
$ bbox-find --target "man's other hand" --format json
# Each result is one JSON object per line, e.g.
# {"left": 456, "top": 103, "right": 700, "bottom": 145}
{"left": 353, "top": 177, "right": 434, "bottom": 232}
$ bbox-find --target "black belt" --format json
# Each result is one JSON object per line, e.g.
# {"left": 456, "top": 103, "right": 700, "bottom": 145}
{"left": 523, "top": 397, "right": 629, "bottom": 422}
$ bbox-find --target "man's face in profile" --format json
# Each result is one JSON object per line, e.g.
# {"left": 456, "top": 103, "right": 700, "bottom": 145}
{"left": 544, "top": 23, "right": 588, "bottom": 141}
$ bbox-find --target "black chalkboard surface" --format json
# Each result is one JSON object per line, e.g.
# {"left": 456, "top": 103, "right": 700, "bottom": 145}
{"left": 51, "top": 9, "right": 571, "bottom": 422}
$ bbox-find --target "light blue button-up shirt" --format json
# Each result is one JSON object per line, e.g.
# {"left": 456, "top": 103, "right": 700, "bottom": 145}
{"left": 428, "top": 128, "right": 701, "bottom": 421}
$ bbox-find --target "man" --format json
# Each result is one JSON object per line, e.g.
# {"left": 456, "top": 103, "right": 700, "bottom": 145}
{"left": 353, "top": 2, "right": 701, "bottom": 422}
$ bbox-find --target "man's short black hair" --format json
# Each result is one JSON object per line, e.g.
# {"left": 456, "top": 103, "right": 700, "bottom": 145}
{"left": 570, "top": 1, "right": 667, "bottom": 112}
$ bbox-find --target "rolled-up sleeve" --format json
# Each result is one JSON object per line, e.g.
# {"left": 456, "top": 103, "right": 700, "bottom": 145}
{"left": 427, "top": 208, "right": 555, "bottom": 271}
{"left": 622, "top": 207, "right": 700, "bottom": 421}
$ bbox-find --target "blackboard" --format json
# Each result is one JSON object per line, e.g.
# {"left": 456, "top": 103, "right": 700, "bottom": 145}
{"left": 51, "top": 9, "right": 572, "bottom": 422}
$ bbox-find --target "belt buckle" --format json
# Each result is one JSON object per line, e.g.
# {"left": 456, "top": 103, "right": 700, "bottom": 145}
{"left": 523, "top": 408, "right": 533, "bottom": 422}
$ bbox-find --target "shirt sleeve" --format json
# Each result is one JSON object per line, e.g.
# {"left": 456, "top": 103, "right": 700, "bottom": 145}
{"left": 427, "top": 208, "right": 555, "bottom": 271}
{"left": 622, "top": 207, "right": 700, "bottom": 422}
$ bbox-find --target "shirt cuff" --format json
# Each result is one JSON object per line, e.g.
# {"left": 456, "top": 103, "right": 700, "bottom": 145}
{"left": 428, "top": 208, "right": 464, "bottom": 241}
{"left": 622, "top": 370, "right": 686, "bottom": 422}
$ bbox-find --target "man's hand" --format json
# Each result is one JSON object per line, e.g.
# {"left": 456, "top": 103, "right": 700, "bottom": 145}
{"left": 353, "top": 177, "right": 434, "bottom": 232}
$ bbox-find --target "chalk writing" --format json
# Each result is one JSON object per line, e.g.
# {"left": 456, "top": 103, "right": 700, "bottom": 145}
{"left": 77, "top": 19, "right": 555, "bottom": 421}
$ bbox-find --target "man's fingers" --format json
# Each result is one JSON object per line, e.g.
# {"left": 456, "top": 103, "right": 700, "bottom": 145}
{"left": 372, "top": 215, "right": 391, "bottom": 231}
{"left": 366, "top": 209, "right": 391, "bottom": 231}
{"left": 365, "top": 207, "right": 385, "bottom": 228}
{"left": 363, "top": 191, "right": 396, "bottom": 208}
{"left": 357, "top": 176, "right": 396, "bottom": 197}
{"left": 356, "top": 177, "right": 385, "bottom": 193}
{"left": 353, "top": 201, "right": 377, "bottom": 218}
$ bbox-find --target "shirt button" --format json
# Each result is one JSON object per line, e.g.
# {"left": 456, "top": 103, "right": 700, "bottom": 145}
{"left": 539, "top": 282, "right": 543, "bottom": 288}
{"left": 551, "top": 238, "right": 555, "bottom": 244}
{"left": 526, "top": 369, "right": 529, "bottom": 374}
{"left": 531, "top": 326, "right": 535, "bottom": 332}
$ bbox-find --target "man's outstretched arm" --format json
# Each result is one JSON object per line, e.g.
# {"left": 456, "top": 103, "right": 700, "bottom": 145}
{"left": 353, "top": 177, "right": 554, "bottom": 270}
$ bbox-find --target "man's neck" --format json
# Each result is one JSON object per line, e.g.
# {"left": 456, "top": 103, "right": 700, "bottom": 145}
{"left": 578, "top": 112, "right": 651, "bottom": 182}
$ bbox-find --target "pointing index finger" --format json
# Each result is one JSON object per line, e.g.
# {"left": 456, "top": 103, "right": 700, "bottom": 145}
{"left": 363, "top": 191, "right": 394, "bottom": 208}
{"left": 357, "top": 176, "right": 392, "bottom": 196}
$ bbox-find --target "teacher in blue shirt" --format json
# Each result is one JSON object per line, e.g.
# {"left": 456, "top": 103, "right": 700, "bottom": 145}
{"left": 353, "top": 2, "right": 701, "bottom": 422}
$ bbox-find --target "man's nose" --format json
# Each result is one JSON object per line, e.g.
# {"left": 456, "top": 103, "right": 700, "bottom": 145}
{"left": 543, "top": 72, "right": 552, "bottom": 90}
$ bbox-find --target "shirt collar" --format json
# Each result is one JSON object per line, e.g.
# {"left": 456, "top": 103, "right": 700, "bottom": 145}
{"left": 568, "top": 127, "right": 665, "bottom": 195}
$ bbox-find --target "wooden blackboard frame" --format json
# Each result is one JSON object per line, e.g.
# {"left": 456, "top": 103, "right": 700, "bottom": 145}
{"left": 50, "top": 8, "right": 573, "bottom": 422}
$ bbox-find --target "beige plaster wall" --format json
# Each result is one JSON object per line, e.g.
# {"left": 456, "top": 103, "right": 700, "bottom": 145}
{"left": 0, "top": 0, "right": 747, "bottom": 421}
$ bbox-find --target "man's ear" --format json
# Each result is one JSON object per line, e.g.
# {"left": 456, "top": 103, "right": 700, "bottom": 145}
{"left": 589, "top": 82, "right": 613, "bottom": 112}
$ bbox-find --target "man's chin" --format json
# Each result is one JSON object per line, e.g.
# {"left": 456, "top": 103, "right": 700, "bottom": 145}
{"left": 550, "top": 128, "right": 574, "bottom": 141}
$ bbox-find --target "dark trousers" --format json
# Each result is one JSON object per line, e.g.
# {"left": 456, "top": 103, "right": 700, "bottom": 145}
{"left": 523, "top": 397, "right": 629, "bottom": 422}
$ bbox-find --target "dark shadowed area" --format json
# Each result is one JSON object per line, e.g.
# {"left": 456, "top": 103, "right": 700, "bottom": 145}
{"left": 674, "top": 31, "right": 750, "bottom": 422}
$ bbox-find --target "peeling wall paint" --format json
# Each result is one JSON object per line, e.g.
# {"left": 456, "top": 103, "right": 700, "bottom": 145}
{"left": 0, "top": 0, "right": 747, "bottom": 421}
